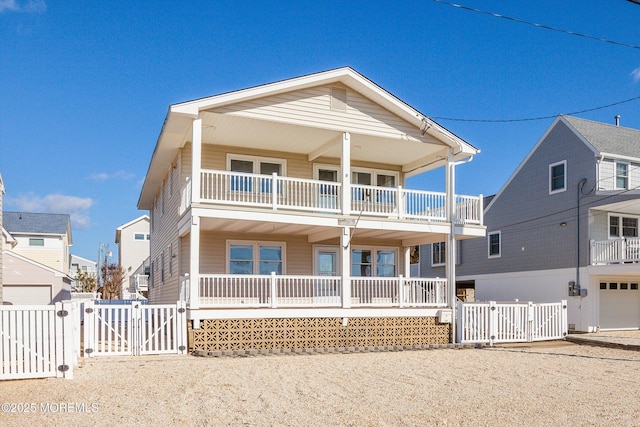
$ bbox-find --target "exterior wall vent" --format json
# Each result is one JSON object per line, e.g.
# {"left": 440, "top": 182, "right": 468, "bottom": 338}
{"left": 331, "top": 87, "right": 347, "bottom": 111}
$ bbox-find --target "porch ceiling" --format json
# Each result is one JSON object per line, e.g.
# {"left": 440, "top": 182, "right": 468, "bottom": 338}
{"left": 200, "top": 112, "right": 448, "bottom": 171}
{"left": 592, "top": 199, "right": 640, "bottom": 216}
{"left": 198, "top": 216, "right": 447, "bottom": 246}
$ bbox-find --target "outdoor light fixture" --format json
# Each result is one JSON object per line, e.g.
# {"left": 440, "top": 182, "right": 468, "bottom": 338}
{"left": 560, "top": 222, "right": 567, "bottom": 227}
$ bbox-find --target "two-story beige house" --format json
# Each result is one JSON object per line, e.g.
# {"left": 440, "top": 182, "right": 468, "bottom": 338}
{"left": 2, "top": 211, "right": 73, "bottom": 304}
{"left": 115, "top": 215, "right": 150, "bottom": 299}
{"left": 138, "top": 68, "right": 485, "bottom": 351}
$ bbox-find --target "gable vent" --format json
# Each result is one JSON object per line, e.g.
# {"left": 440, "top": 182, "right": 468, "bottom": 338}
{"left": 331, "top": 87, "right": 347, "bottom": 111}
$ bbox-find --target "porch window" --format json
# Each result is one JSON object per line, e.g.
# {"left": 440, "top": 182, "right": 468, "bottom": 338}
{"left": 376, "top": 250, "right": 396, "bottom": 277}
{"left": 609, "top": 215, "right": 638, "bottom": 238}
{"left": 228, "top": 242, "right": 284, "bottom": 275}
{"left": 549, "top": 160, "right": 566, "bottom": 194}
{"left": 351, "top": 248, "right": 397, "bottom": 277}
{"left": 432, "top": 242, "right": 445, "bottom": 266}
{"left": 351, "top": 249, "right": 372, "bottom": 276}
{"left": 488, "top": 231, "right": 501, "bottom": 258}
{"left": 615, "top": 161, "right": 629, "bottom": 190}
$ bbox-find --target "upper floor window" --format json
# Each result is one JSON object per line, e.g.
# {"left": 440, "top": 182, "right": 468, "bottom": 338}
{"left": 134, "top": 233, "right": 150, "bottom": 240}
{"left": 610, "top": 215, "right": 638, "bottom": 238}
{"left": 488, "top": 231, "right": 501, "bottom": 258}
{"left": 615, "top": 161, "right": 629, "bottom": 190}
{"left": 228, "top": 154, "right": 286, "bottom": 193}
{"left": 549, "top": 160, "right": 566, "bottom": 194}
{"left": 228, "top": 241, "right": 284, "bottom": 275}
{"left": 29, "top": 238, "right": 44, "bottom": 246}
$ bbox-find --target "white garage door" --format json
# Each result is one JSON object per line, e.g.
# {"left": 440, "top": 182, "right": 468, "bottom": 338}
{"left": 599, "top": 281, "right": 640, "bottom": 330}
{"left": 3, "top": 285, "right": 52, "bottom": 305}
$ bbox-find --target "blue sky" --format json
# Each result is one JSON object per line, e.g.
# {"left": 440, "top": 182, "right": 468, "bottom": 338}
{"left": 1, "top": 0, "right": 639, "bottom": 262}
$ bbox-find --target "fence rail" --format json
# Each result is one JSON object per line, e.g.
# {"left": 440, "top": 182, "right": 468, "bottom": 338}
{"left": 457, "top": 300, "right": 568, "bottom": 345}
{"left": 591, "top": 237, "right": 640, "bottom": 264}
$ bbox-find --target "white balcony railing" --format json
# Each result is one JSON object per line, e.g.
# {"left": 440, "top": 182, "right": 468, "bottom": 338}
{"left": 195, "top": 273, "right": 448, "bottom": 308}
{"left": 590, "top": 237, "right": 640, "bottom": 264}
{"left": 180, "top": 169, "right": 483, "bottom": 225}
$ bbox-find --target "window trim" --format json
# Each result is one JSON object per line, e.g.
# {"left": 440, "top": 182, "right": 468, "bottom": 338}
{"left": 29, "top": 237, "right": 45, "bottom": 247}
{"left": 226, "top": 240, "right": 286, "bottom": 275}
{"left": 431, "top": 242, "right": 446, "bottom": 267}
{"left": 226, "top": 154, "right": 287, "bottom": 176}
{"left": 350, "top": 245, "right": 398, "bottom": 277}
{"left": 615, "top": 160, "right": 629, "bottom": 190}
{"left": 608, "top": 213, "right": 639, "bottom": 238}
{"left": 549, "top": 160, "right": 567, "bottom": 194}
{"left": 488, "top": 231, "right": 501, "bottom": 259}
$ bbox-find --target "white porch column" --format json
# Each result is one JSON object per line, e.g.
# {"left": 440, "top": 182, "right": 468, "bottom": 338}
{"left": 191, "top": 118, "right": 202, "bottom": 204}
{"left": 404, "top": 245, "right": 411, "bottom": 278}
{"left": 445, "top": 150, "right": 457, "bottom": 343}
{"left": 189, "top": 215, "right": 200, "bottom": 309}
{"left": 341, "top": 227, "right": 352, "bottom": 308}
{"left": 341, "top": 132, "right": 351, "bottom": 216}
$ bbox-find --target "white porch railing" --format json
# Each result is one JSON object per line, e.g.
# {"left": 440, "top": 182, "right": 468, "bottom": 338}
{"left": 196, "top": 273, "right": 448, "bottom": 308}
{"left": 181, "top": 169, "right": 483, "bottom": 224}
{"left": 131, "top": 274, "right": 149, "bottom": 292}
{"left": 590, "top": 237, "right": 640, "bottom": 264}
{"left": 457, "top": 300, "right": 568, "bottom": 345}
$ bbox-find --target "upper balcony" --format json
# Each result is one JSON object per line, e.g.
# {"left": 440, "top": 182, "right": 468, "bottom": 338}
{"left": 590, "top": 237, "right": 640, "bottom": 265}
{"left": 180, "top": 169, "right": 483, "bottom": 226}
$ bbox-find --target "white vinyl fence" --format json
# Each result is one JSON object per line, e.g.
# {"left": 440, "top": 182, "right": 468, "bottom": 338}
{"left": 1, "top": 302, "right": 79, "bottom": 380}
{"left": 457, "top": 300, "right": 568, "bottom": 345}
{"left": 83, "top": 300, "right": 187, "bottom": 357}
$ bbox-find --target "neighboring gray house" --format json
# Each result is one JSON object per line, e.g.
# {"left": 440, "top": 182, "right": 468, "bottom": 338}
{"left": 421, "top": 115, "right": 640, "bottom": 332}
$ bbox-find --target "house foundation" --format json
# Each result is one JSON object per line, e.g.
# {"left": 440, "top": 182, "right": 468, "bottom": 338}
{"left": 188, "top": 316, "right": 450, "bottom": 352}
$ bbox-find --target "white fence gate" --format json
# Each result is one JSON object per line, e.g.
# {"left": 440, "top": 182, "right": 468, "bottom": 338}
{"left": 83, "top": 300, "right": 187, "bottom": 357}
{"left": 457, "top": 300, "right": 568, "bottom": 345}
{"left": 1, "top": 302, "right": 79, "bottom": 380}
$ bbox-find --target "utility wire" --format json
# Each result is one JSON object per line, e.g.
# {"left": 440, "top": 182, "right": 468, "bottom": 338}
{"left": 431, "top": 94, "right": 640, "bottom": 123}
{"left": 432, "top": 0, "right": 640, "bottom": 50}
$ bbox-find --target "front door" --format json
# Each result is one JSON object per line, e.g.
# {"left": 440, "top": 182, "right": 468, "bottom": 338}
{"left": 314, "top": 247, "right": 340, "bottom": 304}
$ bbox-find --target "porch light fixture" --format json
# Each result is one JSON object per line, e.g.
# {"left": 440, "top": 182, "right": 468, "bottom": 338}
{"left": 560, "top": 222, "right": 567, "bottom": 227}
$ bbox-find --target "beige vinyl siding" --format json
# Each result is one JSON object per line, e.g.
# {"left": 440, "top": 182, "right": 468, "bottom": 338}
{"left": 148, "top": 151, "right": 182, "bottom": 304}
{"left": 210, "top": 84, "right": 420, "bottom": 140}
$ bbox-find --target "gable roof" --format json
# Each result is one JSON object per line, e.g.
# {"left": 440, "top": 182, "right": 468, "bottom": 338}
{"left": 562, "top": 115, "right": 640, "bottom": 160}
{"left": 3, "top": 211, "right": 72, "bottom": 237}
{"left": 138, "top": 67, "right": 480, "bottom": 209}
{"left": 484, "top": 115, "right": 640, "bottom": 213}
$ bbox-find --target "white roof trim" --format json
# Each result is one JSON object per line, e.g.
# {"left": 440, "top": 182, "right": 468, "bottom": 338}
{"left": 3, "top": 249, "right": 72, "bottom": 278}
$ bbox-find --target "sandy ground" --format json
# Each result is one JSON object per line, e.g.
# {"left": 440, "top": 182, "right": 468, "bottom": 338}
{"left": 1, "top": 341, "right": 639, "bottom": 426}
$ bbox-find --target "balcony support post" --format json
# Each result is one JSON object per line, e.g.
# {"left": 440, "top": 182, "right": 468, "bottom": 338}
{"left": 341, "top": 132, "right": 351, "bottom": 216}
{"left": 445, "top": 150, "right": 457, "bottom": 343}
{"left": 189, "top": 215, "right": 200, "bottom": 309}
{"left": 191, "top": 118, "right": 202, "bottom": 204}
{"left": 341, "top": 227, "right": 352, "bottom": 308}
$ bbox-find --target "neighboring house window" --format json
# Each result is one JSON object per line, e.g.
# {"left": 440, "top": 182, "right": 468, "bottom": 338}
{"left": 29, "top": 238, "right": 44, "bottom": 246}
{"left": 168, "top": 244, "right": 173, "bottom": 276}
{"left": 615, "top": 161, "right": 629, "bottom": 190}
{"left": 432, "top": 242, "right": 445, "bottom": 266}
{"left": 488, "top": 231, "right": 501, "bottom": 258}
{"left": 228, "top": 241, "right": 284, "bottom": 275}
{"left": 134, "top": 233, "right": 145, "bottom": 240}
{"left": 351, "top": 248, "right": 397, "bottom": 277}
{"left": 549, "top": 160, "right": 567, "bottom": 194}
{"left": 609, "top": 215, "right": 639, "bottom": 238}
